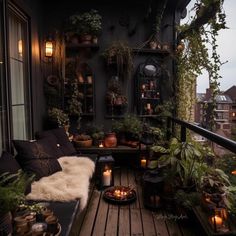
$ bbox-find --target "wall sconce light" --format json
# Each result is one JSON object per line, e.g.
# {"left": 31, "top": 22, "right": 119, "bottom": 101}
{"left": 18, "top": 39, "right": 23, "bottom": 57}
{"left": 45, "top": 40, "right": 53, "bottom": 57}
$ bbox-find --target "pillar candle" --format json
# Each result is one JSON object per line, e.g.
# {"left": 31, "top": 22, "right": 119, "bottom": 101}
{"left": 103, "top": 170, "right": 111, "bottom": 186}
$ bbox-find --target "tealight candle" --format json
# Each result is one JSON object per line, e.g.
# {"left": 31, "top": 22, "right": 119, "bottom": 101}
{"left": 141, "top": 159, "right": 147, "bottom": 168}
{"left": 99, "top": 142, "right": 104, "bottom": 148}
{"left": 147, "top": 103, "right": 151, "bottom": 110}
{"left": 103, "top": 169, "right": 112, "bottom": 186}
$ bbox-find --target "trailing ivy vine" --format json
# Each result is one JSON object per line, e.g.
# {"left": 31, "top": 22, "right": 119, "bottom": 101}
{"left": 176, "top": 0, "right": 226, "bottom": 130}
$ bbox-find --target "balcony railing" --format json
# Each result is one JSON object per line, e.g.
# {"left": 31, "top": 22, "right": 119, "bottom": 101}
{"left": 167, "top": 117, "right": 236, "bottom": 154}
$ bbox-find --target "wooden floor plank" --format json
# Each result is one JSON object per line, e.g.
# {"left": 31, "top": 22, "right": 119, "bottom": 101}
{"left": 153, "top": 211, "right": 170, "bottom": 236}
{"left": 79, "top": 190, "right": 101, "bottom": 236}
{"left": 92, "top": 191, "right": 109, "bottom": 236}
{"left": 79, "top": 166, "right": 200, "bottom": 236}
{"left": 105, "top": 205, "right": 119, "bottom": 236}
{"left": 163, "top": 211, "right": 183, "bottom": 236}
{"left": 130, "top": 208, "right": 143, "bottom": 235}
{"left": 119, "top": 167, "right": 131, "bottom": 236}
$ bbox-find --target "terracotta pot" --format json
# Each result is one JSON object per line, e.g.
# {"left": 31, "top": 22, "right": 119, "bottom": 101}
{"left": 74, "top": 139, "right": 92, "bottom": 148}
{"left": 104, "top": 133, "right": 117, "bottom": 147}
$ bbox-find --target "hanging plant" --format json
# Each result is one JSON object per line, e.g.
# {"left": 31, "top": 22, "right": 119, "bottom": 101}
{"left": 102, "top": 41, "right": 133, "bottom": 80}
{"left": 176, "top": 0, "right": 226, "bottom": 130}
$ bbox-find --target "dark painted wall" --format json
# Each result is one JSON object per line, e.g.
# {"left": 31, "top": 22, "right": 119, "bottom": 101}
{"left": 40, "top": 0, "right": 181, "bottom": 132}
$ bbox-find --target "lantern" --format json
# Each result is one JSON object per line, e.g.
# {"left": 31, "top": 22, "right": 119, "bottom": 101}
{"left": 45, "top": 40, "right": 53, "bottom": 57}
{"left": 142, "top": 169, "right": 163, "bottom": 209}
{"left": 96, "top": 155, "right": 114, "bottom": 190}
{"left": 139, "top": 131, "right": 154, "bottom": 169}
{"left": 209, "top": 208, "right": 230, "bottom": 233}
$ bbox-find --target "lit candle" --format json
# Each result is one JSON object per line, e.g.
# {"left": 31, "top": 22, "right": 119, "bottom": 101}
{"left": 147, "top": 103, "right": 151, "bottom": 110}
{"left": 103, "top": 170, "right": 112, "bottom": 186}
{"left": 99, "top": 142, "right": 104, "bottom": 147}
{"left": 142, "top": 84, "right": 145, "bottom": 90}
{"left": 211, "top": 215, "right": 223, "bottom": 226}
{"left": 141, "top": 159, "right": 147, "bottom": 168}
{"left": 231, "top": 170, "right": 236, "bottom": 175}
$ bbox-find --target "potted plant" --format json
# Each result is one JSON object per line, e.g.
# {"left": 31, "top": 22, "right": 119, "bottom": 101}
{"left": 102, "top": 41, "right": 133, "bottom": 80}
{"left": 67, "top": 9, "right": 102, "bottom": 44}
{"left": 73, "top": 134, "right": 92, "bottom": 148}
{"left": 112, "top": 114, "right": 142, "bottom": 142}
{"left": 200, "top": 168, "right": 231, "bottom": 210}
{"left": 48, "top": 107, "right": 69, "bottom": 128}
{"left": 0, "top": 171, "right": 33, "bottom": 235}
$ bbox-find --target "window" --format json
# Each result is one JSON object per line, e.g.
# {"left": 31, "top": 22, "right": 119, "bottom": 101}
{"left": 8, "top": 5, "right": 32, "bottom": 140}
{"left": 0, "top": 2, "right": 32, "bottom": 152}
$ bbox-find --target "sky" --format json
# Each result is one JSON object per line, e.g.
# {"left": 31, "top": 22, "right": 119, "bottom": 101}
{"left": 182, "top": 0, "right": 236, "bottom": 93}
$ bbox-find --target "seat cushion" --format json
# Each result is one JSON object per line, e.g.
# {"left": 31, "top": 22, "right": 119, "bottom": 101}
{"left": 12, "top": 137, "right": 62, "bottom": 180}
{"left": 35, "top": 128, "right": 76, "bottom": 156}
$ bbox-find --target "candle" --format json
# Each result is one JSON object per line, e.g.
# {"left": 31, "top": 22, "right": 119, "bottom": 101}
{"left": 147, "top": 103, "right": 151, "bottom": 110}
{"left": 211, "top": 215, "right": 223, "bottom": 226}
{"left": 141, "top": 159, "right": 147, "bottom": 168}
{"left": 99, "top": 142, "right": 104, "bottom": 147}
{"left": 142, "top": 84, "right": 145, "bottom": 90}
{"left": 231, "top": 170, "right": 236, "bottom": 175}
{"left": 103, "top": 170, "right": 111, "bottom": 186}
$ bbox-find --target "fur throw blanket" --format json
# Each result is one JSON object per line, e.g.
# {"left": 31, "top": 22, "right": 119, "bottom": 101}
{"left": 26, "top": 156, "right": 95, "bottom": 210}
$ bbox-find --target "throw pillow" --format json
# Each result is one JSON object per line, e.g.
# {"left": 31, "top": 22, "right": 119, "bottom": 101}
{"left": 0, "top": 151, "right": 31, "bottom": 194}
{"left": 12, "top": 137, "right": 62, "bottom": 180}
{"left": 35, "top": 127, "right": 76, "bottom": 156}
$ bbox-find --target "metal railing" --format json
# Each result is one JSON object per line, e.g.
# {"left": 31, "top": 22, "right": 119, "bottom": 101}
{"left": 167, "top": 117, "right": 236, "bottom": 154}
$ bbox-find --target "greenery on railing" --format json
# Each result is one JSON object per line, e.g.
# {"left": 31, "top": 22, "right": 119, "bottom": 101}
{"left": 176, "top": 0, "right": 227, "bottom": 130}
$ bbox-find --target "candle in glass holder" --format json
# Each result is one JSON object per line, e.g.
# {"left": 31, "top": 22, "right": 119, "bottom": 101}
{"left": 99, "top": 141, "right": 104, "bottom": 147}
{"left": 147, "top": 103, "right": 151, "bottom": 110}
{"left": 103, "top": 169, "right": 112, "bottom": 186}
{"left": 211, "top": 215, "right": 223, "bottom": 226}
{"left": 231, "top": 170, "right": 236, "bottom": 175}
{"left": 141, "top": 158, "right": 147, "bottom": 168}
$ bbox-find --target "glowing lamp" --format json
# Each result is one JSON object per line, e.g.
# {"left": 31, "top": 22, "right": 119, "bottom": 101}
{"left": 45, "top": 40, "right": 53, "bottom": 57}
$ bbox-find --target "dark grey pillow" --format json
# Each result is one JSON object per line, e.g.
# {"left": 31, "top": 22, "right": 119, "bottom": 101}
{"left": 12, "top": 137, "right": 62, "bottom": 180}
{"left": 35, "top": 127, "right": 76, "bottom": 156}
{"left": 0, "top": 151, "right": 31, "bottom": 194}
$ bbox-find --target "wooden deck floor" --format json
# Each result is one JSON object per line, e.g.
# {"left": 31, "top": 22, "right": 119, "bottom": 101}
{"left": 78, "top": 167, "right": 204, "bottom": 236}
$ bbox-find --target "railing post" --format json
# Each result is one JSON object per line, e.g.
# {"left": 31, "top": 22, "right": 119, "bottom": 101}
{"left": 181, "top": 125, "right": 186, "bottom": 142}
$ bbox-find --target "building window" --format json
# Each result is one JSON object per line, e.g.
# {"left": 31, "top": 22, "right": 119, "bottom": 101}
{"left": 8, "top": 4, "right": 32, "bottom": 140}
{"left": 0, "top": 2, "right": 32, "bottom": 152}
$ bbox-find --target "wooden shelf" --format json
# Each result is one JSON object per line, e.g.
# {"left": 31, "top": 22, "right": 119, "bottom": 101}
{"left": 75, "top": 145, "right": 145, "bottom": 154}
{"left": 66, "top": 43, "right": 99, "bottom": 50}
{"left": 105, "top": 115, "right": 125, "bottom": 119}
{"left": 132, "top": 48, "right": 170, "bottom": 55}
{"left": 141, "top": 97, "right": 160, "bottom": 100}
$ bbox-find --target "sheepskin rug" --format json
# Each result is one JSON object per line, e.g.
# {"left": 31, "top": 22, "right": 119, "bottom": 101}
{"left": 26, "top": 156, "right": 95, "bottom": 210}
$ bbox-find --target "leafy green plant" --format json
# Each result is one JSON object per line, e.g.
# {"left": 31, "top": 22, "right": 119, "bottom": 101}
{"left": 0, "top": 171, "right": 34, "bottom": 215}
{"left": 150, "top": 138, "right": 207, "bottom": 187}
{"left": 112, "top": 114, "right": 142, "bottom": 140}
{"left": 200, "top": 168, "right": 231, "bottom": 194}
{"left": 68, "top": 9, "right": 102, "bottom": 36}
{"left": 176, "top": 0, "right": 227, "bottom": 129}
{"left": 48, "top": 107, "right": 69, "bottom": 127}
{"left": 175, "top": 190, "right": 201, "bottom": 210}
